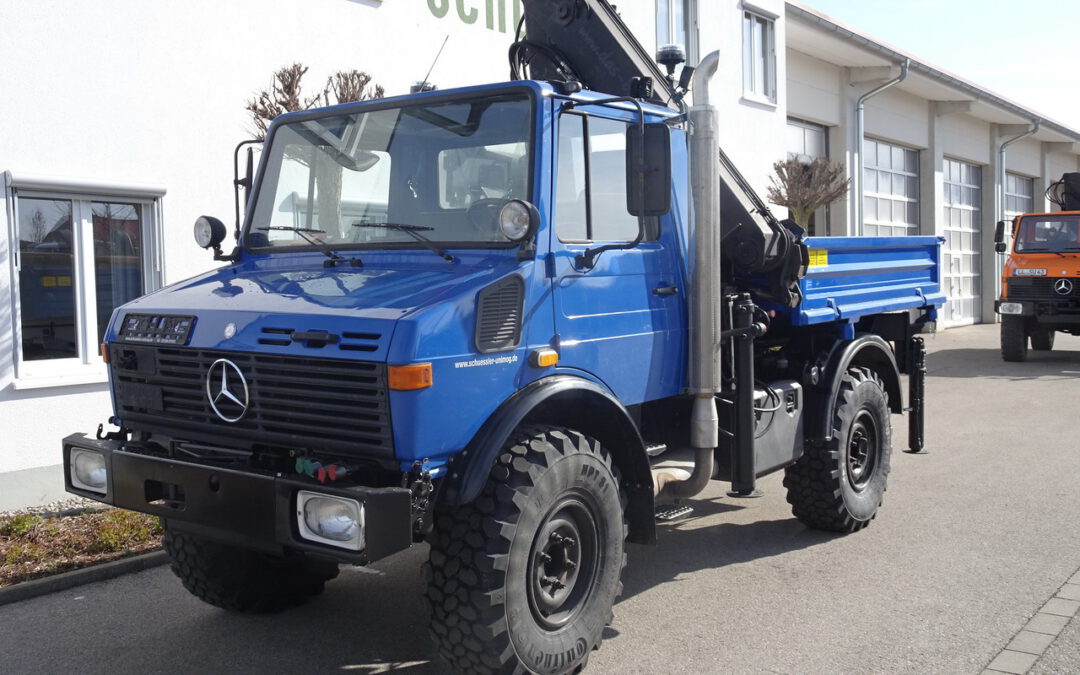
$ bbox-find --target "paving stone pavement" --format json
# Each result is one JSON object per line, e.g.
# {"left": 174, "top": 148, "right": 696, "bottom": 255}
{"left": 984, "top": 568, "right": 1080, "bottom": 674}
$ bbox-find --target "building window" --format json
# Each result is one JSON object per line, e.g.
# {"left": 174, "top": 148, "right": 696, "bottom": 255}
{"left": 742, "top": 9, "right": 776, "bottom": 103}
{"left": 863, "top": 138, "right": 918, "bottom": 237}
{"left": 786, "top": 118, "right": 830, "bottom": 234}
{"left": 1005, "top": 172, "right": 1034, "bottom": 219}
{"left": 942, "top": 158, "right": 983, "bottom": 324}
{"left": 6, "top": 174, "right": 164, "bottom": 386}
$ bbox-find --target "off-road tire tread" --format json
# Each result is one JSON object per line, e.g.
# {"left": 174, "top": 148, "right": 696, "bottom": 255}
{"left": 163, "top": 528, "right": 338, "bottom": 613}
{"left": 424, "top": 425, "right": 627, "bottom": 675}
{"left": 1030, "top": 328, "right": 1054, "bottom": 351}
{"left": 783, "top": 367, "right": 891, "bottom": 533}
{"left": 1001, "top": 316, "right": 1029, "bottom": 361}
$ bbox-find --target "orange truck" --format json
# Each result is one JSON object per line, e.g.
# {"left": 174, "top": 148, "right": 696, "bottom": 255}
{"left": 994, "top": 174, "right": 1080, "bottom": 361}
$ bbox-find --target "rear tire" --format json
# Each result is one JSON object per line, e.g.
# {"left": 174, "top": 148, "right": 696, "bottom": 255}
{"left": 1001, "top": 315, "right": 1028, "bottom": 361}
{"left": 1030, "top": 328, "right": 1055, "bottom": 351}
{"left": 163, "top": 528, "right": 338, "bottom": 613}
{"left": 783, "top": 367, "right": 892, "bottom": 533}
{"left": 425, "top": 425, "right": 626, "bottom": 675}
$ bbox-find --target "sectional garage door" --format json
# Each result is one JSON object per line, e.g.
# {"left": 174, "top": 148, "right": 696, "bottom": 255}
{"left": 942, "top": 159, "right": 982, "bottom": 326}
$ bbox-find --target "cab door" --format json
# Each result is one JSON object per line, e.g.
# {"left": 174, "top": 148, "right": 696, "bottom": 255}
{"left": 550, "top": 107, "right": 685, "bottom": 404}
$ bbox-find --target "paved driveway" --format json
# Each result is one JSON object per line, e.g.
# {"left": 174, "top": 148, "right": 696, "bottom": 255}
{"left": 1, "top": 324, "right": 1078, "bottom": 674}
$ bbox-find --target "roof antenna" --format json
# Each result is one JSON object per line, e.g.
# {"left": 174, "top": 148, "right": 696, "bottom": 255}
{"left": 412, "top": 35, "right": 449, "bottom": 93}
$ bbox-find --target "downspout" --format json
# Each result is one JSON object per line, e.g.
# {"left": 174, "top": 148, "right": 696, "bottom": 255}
{"left": 654, "top": 50, "right": 720, "bottom": 501}
{"left": 853, "top": 59, "right": 909, "bottom": 236}
{"left": 998, "top": 120, "right": 1040, "bottom": 226}
{"left": 995, "top": 119, "right": 1040, "bottom": 300}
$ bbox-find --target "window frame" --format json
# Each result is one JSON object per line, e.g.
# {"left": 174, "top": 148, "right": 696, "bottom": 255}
{"left": 656, "top": 0, "right": 698, "bottom": 63}
{"left": 1005, "top": 172, "right": 1034, "bottom": 220}
{"left": 742, "top": 8, "right": 777, "bottom": 105}
{"left": 5, "top": 172, "right": 165, "bottom": 388}
{"left": 862, "top": 138, "right": 920, "bottom": 237}
{"left": 554, "top": 110, "right": 659, "bottom": 245}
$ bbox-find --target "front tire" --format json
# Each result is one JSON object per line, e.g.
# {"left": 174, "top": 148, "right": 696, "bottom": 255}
{"left": 425, "top": 426, "right": 626, "bottom": 674}
{"left": 784, "top": 367, "right": 892, "bottom": 533}
{"left": 1001, "top": 315, "right": 1029, "bottom": 361}
{"left": 1030, "top": 328, "right": 1055, "bottom": 351}
{"left": 163, "top": 528, "right": 339, "bottom": 613}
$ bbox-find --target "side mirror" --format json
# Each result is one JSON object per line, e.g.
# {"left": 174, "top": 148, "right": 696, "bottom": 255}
{"left": 994, "top": 220, "right": 1007, "bottom": 244}
{"left": 995, "top": 242, "right": 1007, "bottom": 253}
{"left": 626, "top": 123, "right": 671, "bottom": 216}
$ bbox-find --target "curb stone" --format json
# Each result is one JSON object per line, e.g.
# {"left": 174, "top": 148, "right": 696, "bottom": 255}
{"left": 0, "top": 550, "right": 167, "bottom": 608}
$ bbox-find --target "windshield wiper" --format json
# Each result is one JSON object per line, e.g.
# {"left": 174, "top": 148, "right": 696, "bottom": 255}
{"left": 352, "top": 222, "right": 456, "bottom": 263}
{"left": 256, "top": 226, "right": 361, "bottom": 267}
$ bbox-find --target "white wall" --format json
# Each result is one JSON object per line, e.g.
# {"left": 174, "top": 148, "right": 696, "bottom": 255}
{"left": 0, "top": 0, "right": 527, "bottom": 496}
{"left": 699, "top": 0, "right": 789, "bottom": 201}
{"left": 787, "top": 50, "right": 841, "bottom": 126}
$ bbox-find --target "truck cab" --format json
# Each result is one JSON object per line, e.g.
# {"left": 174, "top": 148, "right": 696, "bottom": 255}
{"left": 995, "top": 211, "right": 1080, "bottom": 360}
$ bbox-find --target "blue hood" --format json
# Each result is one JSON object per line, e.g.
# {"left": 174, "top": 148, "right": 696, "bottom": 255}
{"left": 114, "top": 254, "right": 517, "bottom": 360}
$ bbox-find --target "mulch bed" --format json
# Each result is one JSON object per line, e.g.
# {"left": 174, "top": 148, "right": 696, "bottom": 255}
{"left": 0, "top": 508, "right": 163, "bottom": 588}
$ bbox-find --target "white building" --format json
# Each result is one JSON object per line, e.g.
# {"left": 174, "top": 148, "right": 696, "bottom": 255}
{"left": 3, "top": 0, "right": 1078, "bottom": 509}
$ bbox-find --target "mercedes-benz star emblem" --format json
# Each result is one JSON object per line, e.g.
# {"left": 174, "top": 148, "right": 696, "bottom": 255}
{"left": 206, "top": 359, "right": 249, "bottom": 423}
{"left": 1054, "top": 278, "right": 1074, "bottom": 296}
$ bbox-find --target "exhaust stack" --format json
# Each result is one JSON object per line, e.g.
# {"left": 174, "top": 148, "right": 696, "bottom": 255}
{"left": 654, "top": 51, "right": 722, "bottom": 501}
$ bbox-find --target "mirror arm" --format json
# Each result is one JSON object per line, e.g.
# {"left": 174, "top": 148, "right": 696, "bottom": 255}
{"left": 233, "top": 139, "right": 263, "bottom": 243}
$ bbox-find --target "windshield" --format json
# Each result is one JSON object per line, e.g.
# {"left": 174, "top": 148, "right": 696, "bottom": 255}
{"left": 246, "top": 93, "right": 532, "bottom": 251}
{"left": 1015, "top": 215, "right": 1080, "bottom": 253}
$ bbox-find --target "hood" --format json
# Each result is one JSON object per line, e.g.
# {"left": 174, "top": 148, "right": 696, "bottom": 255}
{"left": 113, "top": 254, "right": 517, "bottom": 359}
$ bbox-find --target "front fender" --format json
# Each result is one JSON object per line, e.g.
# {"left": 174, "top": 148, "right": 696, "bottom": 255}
{"left": 438, "top": 374, "right": 656, "bottom": 544}
{"left": 810, "top": 335, "right": 903, "bottom": 443}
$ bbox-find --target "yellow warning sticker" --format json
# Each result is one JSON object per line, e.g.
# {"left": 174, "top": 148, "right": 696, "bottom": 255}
{"left": 808, "top": 249, "right": 829, "bottom": 267}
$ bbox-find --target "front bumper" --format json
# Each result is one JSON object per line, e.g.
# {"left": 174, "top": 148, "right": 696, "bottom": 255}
{"left": 995, "top": 300, "right": 1080, "bottom": 326}
{"left": 62, "top": 433, "right": 412, "bottom": 565}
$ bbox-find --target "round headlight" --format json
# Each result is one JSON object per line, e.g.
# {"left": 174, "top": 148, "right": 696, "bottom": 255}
{"left": 71, "top": 450, "right": 107, "bottom": 490}
{"left": 498, "top": 200, "right": 536, "bottom": 242}
{"left": 193, "top": 216, "right": 226, "bottom": 249}
{"left": 303, "top": 497, "right": 360, "bottom": 542}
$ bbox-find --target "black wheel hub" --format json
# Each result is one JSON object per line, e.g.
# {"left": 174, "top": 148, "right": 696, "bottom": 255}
{"left": 847, "top": 410, "right": 879, "bottom": 491}
{"left": 527, "top": 495, "right": 599, "bottom": 630}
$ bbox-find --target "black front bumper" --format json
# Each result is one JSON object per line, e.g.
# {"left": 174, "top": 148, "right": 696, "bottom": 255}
{"left": 62, "top": 433, "right": 412, "bottom": 565}
{"left": 995, "top": 300, "right": 1080, "bottom": 326}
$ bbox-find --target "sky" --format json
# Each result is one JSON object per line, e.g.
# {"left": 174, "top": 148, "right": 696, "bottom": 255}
{"left": 796, "top": 0, "right": 1080, "bottom": 131}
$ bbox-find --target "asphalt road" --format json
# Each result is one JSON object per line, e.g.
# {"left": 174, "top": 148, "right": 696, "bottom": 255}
{"left": 2, "top": 324, "right": 1079, "bottom": 674}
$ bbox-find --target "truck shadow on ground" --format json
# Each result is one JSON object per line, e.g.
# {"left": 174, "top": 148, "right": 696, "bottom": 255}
{"left": 149, "top": 501, "right": 832, "bottom": 673}
{"left": 0, "top": 498, "right": 844, "bottom": 675}
{"left": 617, "top": 498, "right": 838, "bottom": 604}
{"left": 927, "top": 347, "right": 1080, "bottom": 379}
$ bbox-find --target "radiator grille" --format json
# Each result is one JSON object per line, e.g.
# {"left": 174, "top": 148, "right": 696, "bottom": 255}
{"left": 112, "top": 347, "right": 392, "bottom": 458}
{"left": 1007, "top": 277, "right": 1080, "bottom": 300}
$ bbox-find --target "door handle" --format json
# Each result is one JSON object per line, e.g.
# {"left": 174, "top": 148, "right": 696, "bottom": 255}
{"left": 653, "top": 285, "right": 678, "bottom": 296}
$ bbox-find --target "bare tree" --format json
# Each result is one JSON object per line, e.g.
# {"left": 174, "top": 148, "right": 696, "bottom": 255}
{"left": 29, "top": 208, "right": 47, "bottom": 243}
{"left": 766, "top": 157, "right": 850, "bottom": 230}
{"left": 322, "top": 70, "right": 385, "bottom": 107}
{"left": 246, "top": 63, "right": 321, "bottom": 140}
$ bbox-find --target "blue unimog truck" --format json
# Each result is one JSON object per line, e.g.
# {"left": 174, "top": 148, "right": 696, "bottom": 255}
{"left": 63, "top": 1, "right": 943, "bottom": 672}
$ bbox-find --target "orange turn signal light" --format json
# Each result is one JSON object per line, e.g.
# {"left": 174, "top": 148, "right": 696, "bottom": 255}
{"left": 530, "top": 348, "right": 559, "bottom": 368}
{"left": 100, "top": 343, "right": 110, "bottom": 364}
{"left": 388, "top": 363, "right": 433, "bottom": 391}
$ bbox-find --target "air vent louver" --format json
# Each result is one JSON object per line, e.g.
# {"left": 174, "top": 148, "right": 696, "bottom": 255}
{"left": 475, "top": 276, "right": 524, "bottom": 353}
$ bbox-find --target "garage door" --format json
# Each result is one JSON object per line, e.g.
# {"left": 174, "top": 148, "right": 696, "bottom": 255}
{"left": 942, "top": 159, "right": 982, "bottom": 326}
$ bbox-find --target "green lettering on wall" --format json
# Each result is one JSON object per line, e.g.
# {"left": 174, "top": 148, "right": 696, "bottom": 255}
{"left": 428, "top": 0, "right": 449, "bottom": 18}
{"left": 456, "top": 0, "right": 478, "bottom": 24}
{"left": 425, "top": 0, "right": 522, "bottom": 33}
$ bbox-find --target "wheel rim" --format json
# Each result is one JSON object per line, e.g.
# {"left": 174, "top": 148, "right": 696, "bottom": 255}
{"left": 526, "top": 494, "right": 600, "bottom": 630}
{"left": 846, "top": 409, "right": 879, "bottom": 491}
